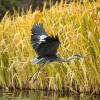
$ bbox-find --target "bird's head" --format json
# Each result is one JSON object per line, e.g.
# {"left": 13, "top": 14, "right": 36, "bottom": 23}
{"left": 73, "top": 54, "right": 83, "bottom": 59}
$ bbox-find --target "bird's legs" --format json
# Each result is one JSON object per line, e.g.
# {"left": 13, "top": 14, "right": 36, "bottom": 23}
{"left": 32, "top": 57, "right": 45, "bottom": 64}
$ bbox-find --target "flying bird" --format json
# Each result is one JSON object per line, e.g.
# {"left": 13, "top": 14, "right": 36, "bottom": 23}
{"left": 30, "top": 23, "right": 82, "bottom": 82}
{"left": 31, "top": 23, "right": 82, "bottom": 65}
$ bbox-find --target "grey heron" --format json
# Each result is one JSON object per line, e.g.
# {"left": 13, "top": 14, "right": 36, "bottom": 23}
{"left": 31, "top": 23, "right": 81, "bottom": 64}
{"left": 30, "top": 23, "right": 82, "bottom": 82}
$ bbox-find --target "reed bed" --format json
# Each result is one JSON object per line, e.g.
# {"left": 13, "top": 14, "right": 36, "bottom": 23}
{"left": 0, "top": 1, "right": 100, "bottom": 93}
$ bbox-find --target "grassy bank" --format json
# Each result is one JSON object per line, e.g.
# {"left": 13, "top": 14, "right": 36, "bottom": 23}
{"left": 0, "top": 1, "right": 100, "bottom": 93}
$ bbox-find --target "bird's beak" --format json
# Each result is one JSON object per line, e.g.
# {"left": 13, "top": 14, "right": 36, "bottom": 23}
{"left": 73, "top": 54, "right": 83, "bottom": 59}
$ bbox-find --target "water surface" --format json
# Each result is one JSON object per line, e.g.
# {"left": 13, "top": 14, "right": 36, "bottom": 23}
{"left": 0, "top": 90, "right": 100, "bottom": 100}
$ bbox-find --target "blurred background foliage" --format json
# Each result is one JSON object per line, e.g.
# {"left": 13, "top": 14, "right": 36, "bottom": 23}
{"left": 0, "top": 0, "right": 100, "bottom": 92}
{"left": 0, "top": 0, "right": 97, "bottom": 20}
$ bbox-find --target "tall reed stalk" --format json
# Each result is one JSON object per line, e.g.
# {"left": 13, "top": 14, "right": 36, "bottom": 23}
{"left": 0, "top": 1, "right": 100, "bottom": 93}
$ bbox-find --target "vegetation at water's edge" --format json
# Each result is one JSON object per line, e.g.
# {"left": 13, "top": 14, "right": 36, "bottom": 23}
{"left": 0, "top": 1, "right": 100, "bottom": 93}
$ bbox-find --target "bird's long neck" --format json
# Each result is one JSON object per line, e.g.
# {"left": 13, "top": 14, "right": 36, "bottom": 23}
{"left": 56, "top": 55, "right": 78, "bottom": 62}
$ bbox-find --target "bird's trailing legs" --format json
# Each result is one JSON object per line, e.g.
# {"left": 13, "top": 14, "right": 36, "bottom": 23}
{"left": 31, "top": 57, "right": 45, "bottom": 64}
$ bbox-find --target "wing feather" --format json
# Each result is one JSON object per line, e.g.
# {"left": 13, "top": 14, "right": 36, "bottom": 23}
{"left": 31, "top": 23, "right": 48, "bottom": 51}
{"left": 37, "top": 36, "right": 60, "bottom": 57}
{"left": 31, "top": 23, "right": 60, "bottom": 56}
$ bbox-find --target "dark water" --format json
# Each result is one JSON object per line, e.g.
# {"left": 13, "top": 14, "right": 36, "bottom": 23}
{"left": 0, "top": 90, "right": 100, "bottom": 100}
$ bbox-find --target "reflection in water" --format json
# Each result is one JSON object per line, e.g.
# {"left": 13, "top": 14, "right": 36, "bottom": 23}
{"left": 0, "top": 90, "right": 100, "bottom": 100}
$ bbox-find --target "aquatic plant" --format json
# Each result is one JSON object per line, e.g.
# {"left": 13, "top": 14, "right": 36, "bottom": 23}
{"left": 0, "top": 1, "right": 100, "bottom": 93}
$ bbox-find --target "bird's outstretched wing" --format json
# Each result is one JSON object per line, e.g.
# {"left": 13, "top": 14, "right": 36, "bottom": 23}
{"left": 31, "top": 23, "right": 48, "bottom": 51}
{"left": 31, "top": 23, "right": 60, "bottom": 57}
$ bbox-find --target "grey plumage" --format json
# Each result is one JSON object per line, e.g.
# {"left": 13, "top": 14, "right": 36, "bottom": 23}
{"left": 30, "top": 23, "right": 82, "bottom": 82}
{"left": 31, "top": 23, "right": 82, "bottom": 65}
